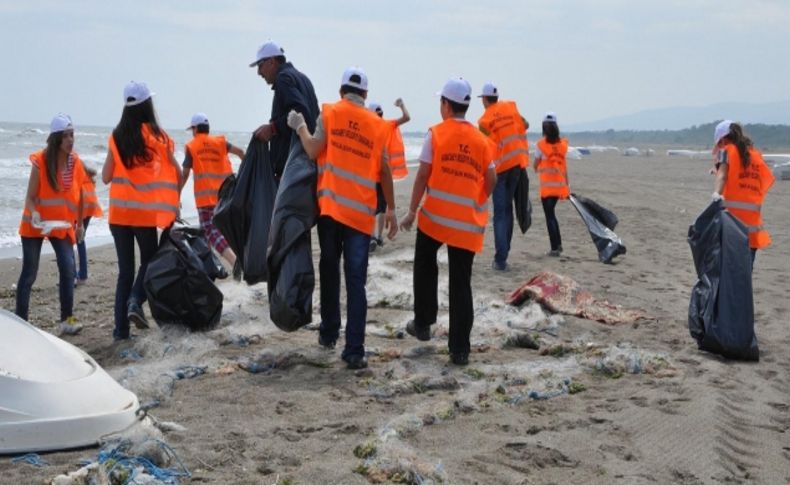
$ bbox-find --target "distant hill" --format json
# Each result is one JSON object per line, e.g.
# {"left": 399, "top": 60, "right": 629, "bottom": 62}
{"left": 567, "top": 122, "right": 790, "bottom": 151}
{"left": 565, "top": 100, "right": 790, "bottom": 132}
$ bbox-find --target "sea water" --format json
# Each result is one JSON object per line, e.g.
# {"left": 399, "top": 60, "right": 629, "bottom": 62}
{"left": 0, "top": 121, "right": 425, "bottom": 257}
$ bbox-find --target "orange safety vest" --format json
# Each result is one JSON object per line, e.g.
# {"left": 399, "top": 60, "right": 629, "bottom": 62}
{"left": 478, "top": 101, "right": 529, "bottom": 173}
{"left": 19, "top": 150, "right": 84, "bottom": 243}
{"left": 417, "top": 119, "right": 493, "bottom": 253}
{"left": 387, "top": 120, "right": 408, "bottom": 180}
{"left": 316, "top": 99, "right": 389, "bottom": 235}
{"left": 82, "top": 176, "right": 103, "bottom": 218}
{"left": 720, "top": 143, "right": 774, "bottom": 249}
{"left": 108, "top": 124, "right": 179, "bottom": 228}
{"left": 185, "top": 134, "right": 232, "bottom": 208}
{"left": 536, "top": 138, "right": 570, "bottom": 199}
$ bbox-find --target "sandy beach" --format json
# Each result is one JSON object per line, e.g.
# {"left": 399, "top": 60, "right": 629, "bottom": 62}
{"left": 1, "top": 151, "right": 788, "bottom": 484}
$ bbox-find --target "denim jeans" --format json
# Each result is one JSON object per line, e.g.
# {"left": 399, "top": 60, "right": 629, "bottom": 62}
{"left": 317, "top": 216, "right": 371, "bottom": 360}
{"left": 74, "top": 216, "right": 91, "bottom": 280}
{"left": 110, "top": 224, "right": 159, "bottom": 340}
{"left": 492, "top": 166, "right": 520, "bottom": 267}
{"left": 541, "top": 196, "right": 562, "bottom": 251}
{"left": 16, "top": 236, "right": 75, "bottom": 322}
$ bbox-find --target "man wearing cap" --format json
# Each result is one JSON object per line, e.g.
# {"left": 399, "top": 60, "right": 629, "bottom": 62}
{"left": 250, "top": 41, "right": 319, "bottom": 181}
{"left": 287, "top": 67, "right": 397, "bottom": 370}
{"left": 399, "top": 78, "right": 497, "bottom": 366}
{"left": 183, "top": 113, "right": 245, "bottom": 267}
{"left": 477, "top": 82, "right": 530, "bottom": 272}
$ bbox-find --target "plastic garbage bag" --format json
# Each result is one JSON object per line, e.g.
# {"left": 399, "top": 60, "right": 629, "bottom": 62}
{"left": 569, "top": 193, "right": 626, "bottom": 263}
{"left": 514, "top": 168, "right": 532, "bottom": 234}
{"left": 573, "top": 194, "right": 618, "bottom": 230}
{"left": 144, "top": 227, "right": 223, "bottom": 331}
{"left": 688, "top": 200, "right": 757, "bottom": 360}
{"left": 266, "top": 139, "right": 317, "bottom": 331}
{"left": 174, "top": 225, "right": 228, "bottom": 280}
{"left": 213, "top": 135, "right": 277, "bottom": 284}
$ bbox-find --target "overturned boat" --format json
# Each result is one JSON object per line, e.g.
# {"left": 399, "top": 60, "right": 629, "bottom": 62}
{"left": 0, "top": 310, "right": 139, "bottom": 454}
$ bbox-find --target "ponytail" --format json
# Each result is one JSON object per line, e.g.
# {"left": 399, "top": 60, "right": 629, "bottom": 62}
{"left": 724, "top": 123, "right": 752, "bottom": 168}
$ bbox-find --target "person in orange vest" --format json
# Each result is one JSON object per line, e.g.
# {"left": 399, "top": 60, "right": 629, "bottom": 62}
{"left": 102, "top": 81, "right": 183, "bottom": 340}
{"left": 477, "top": 82, "right": 530, "bottom": 271}
{"left": 74, "top": 163, "right": 103, "bottom": 286}
{"left": 288, "top": 67, "right": 398, "bottom": 369}
{"left": 16, "top": 113, "right": 86, "bottom": 335}
{"left": 399, "top": 78, "right": 497, "bottom": 366}
{"left": 534, "top": 112, "right": 570, "bottom": 257}
{"left": 183, "top": 112, "right": 245, "bottom": 267}
{"left": 367, "top": 98, "right": 411, "bottom": 253}
{"left": 712, "top": 120, "right": 774, "bottom": 268}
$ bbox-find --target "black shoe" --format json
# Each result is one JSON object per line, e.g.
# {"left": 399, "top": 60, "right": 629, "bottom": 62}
{"left": 127, "top": 302, "right": 150, "bottom": 329}
{"left": 232, "top": 260, "right": 242, "bottom": 281}
{"left": 492, "top": 261, "right": 509, "bottom": 272}
{"left": 318, "top": 334, "right": 336, "bottom": 350}
{"left": 450, "top": 353, "right": 469, "bottom": 366}
{"left": 406, "top": 320, "right": 431, "bottom": 341}
{"left": 343, "top": 354, "right": 368, "bottom": 370}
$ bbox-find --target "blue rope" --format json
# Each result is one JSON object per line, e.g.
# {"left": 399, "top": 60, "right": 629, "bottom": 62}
{"left": 11, "top": 453, "right": 49, "bottom": 467}
{"left": 89, "top": 438, "right": 190, "bottom": 485}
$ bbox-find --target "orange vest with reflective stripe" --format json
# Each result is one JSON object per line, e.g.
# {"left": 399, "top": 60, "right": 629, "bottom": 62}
{"left": 317, "top": 99, "right": 389, "bottom": 235}
{"left": 82, "top": 176, "right": 103, "bottom": 218}
{"left": 387, "top": 121, "right": 408, "bottom": 180}
{"left": 478, "top": 101, "right": 529, "bottom": 173}
{"left": 418, "top": 119, "right": 493, "bottom": 253}
{"left": 720, "top": 143, "right": 774, "bottom": 249}
{"left": 536, "top": 138, "right": 570, "bottom": 199}
{"left": 19, "top": 150, "right": 84, "bottom": 243}
{"left": 108, "top": 124, "right": 179, "bottom": 228}
{"left": 186, "top": 134, "right": 232, "bottom": 208}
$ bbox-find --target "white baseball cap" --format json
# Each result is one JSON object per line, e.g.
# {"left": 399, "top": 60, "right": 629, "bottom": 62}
{"left": 341, "top": 66, "right": 368, "bottom": 91}
{"left": 368, "top": 101, "right": 383, "bottom": 113}
{"left": 124, "top": 81, "right": 154, "bottom": 107}
{"left": 437, "top": 77, "right": 472, "bottom": 105}
{"left": 543, "top": 111, "right": 558, "bottom": 123}
{"left": 250, "top": 41, "right": 284, "bottom": 67}
{"left": 187, "top": 112, "right": 209, "bottom": 130}
{"left": 714, "top": 120, "right": 732, "bottom": 145}
{"left": 478, "top": 81, "right": 498, "bottom": 97}
{"left": 49, "top": 113, "right": 73, "bottom": 134}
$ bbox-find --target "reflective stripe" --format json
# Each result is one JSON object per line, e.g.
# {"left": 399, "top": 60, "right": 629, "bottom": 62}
{"left": 110, "top": 198, "right": 179, "bottom": 213}
{"left": 746, "top": 224, "right": 764, "bottom": 233}
{"left": 317, "top": 189, "right": 376, "bottom": 216}
{"left": 542, "top": 181, "right": 568, "bottom": 188}
{"left": 83, "top": 191, "right": 97, "bottom": 198}
{"left": 426, "top": 187, "right": 487, "bottom": 212}
{"left": 537, "top": 167, "right": 563, "bottom": 175}
{"left": 498, "top": 134, "right": 527, "bottom": 148}
{"left": 420, "top": 208, "right": 485, "bottom": 234}
{"left": 112, "top": 177, "right": 179, "bottom": 192}
{"left": 39, "top": 198, "right": 78, "bottom": 213}
{"left": 389, "top": 151, "right": 405, "bottom": 159}
{"left": 723, "top": 200, "right": 762, "bottom": 212}
{"left": 318, "top": 163, "right": 377, "bottom": 190}
{"left": 194, "top": 189, "right": 218, "bottom": 198}
{"left": 495, "top": 148, "right": 530, "bottom": 165}
{"left": 21, "top": 215, "right": 32, "bottom": 223}
{"left": 194, "top": 173, "right": 230, "bottom": 181}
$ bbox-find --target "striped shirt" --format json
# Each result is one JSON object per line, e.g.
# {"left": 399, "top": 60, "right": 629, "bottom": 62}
{"left": 30, "top": 153, "right": 76, "bottom": 190}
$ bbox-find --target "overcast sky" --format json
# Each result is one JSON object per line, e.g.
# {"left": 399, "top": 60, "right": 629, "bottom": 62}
{"left": 2, "top": 0, "right": 788, "bottom": 133}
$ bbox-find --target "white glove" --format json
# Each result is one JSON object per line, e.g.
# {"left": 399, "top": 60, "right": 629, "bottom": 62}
{"left": 287, "top": 110, "right": 306, "bottom": 132}
{"left": 31, "top": 210, "right": 42, "bottom": 227}
{"left": 711, "top": 192, "right": 724, "bottom": 202}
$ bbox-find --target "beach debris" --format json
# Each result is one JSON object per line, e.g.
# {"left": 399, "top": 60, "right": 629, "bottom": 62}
{"left": 238, "top": 350, "right": 332, "bottom": 374}
{"left": 119, "top": 348, "right": 143, "bottom": 361}
{"left": 503, "top": 331, "right": 540, "bottom": 350}
{"left": 11, "top": 453, "right": 49, "bottom": 468}
{"left": 219, "top": 333, "right": 262, "bottom": 347}
{"left": 169, "top": 365, "right": 207, "bottom": 380}
{"left": 592, "top": 344, "right": 674, "bottom": 378}
{"left": 507, "top": 271, "right": 648, "bottom": 324}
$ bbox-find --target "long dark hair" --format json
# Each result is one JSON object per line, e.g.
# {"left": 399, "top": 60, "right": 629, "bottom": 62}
{"left": 43, "top": 131, "right": 64, "bottom": 191}
{"left": 723, "top": 123, "right": 752, "bottom": 168}
{"left": 542, "top": 121, "right": 560, "bottom": 144}
{"left": 112, "top": 98, "right": 165, "bottom": 168}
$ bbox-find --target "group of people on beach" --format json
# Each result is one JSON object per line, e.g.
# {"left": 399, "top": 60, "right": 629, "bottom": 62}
{"left": 14, "top": 39, "right": 774, "bottom": 368}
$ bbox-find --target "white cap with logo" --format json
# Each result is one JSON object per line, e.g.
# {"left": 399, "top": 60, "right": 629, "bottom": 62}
{"left": 543, "top": 111, "right": 558, "bottom": 123}
{"left": 478, "top": 81, "right": 498, "bottom": 97}
{"left": 250, "top": 41, "right": 284, "bottom": 67}
{"left": 341, "top": 66, "right": 368, "bottom": 91}
{"left": 124, "top": 81, "right": 154, "bottom": 107}
{"left": 187, "top": 112, "right": 209, "bottom": 130}
{"left": 50, "top": 113, "right": 73, "bottom": 134}
{"left": 714, "top": 120, "right": 733, "bottom": 145}
{"left": 437, "top": 77, "right": 472, "bottom": 105}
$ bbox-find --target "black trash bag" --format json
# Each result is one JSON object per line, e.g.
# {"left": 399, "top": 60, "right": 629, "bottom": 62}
{"left": 213, "top": 135, "right": 277, "bottom": 285}
{"left": 176, "top": 225, "right": 228, "bottom": 280}
{"left": 688, "top": 200, "right": 757, "bottom": 361}
{"left": 144, "top": 227, "right": 224, "bottom": 331}
{"left": 569, "top": 193, "right": 626, "bottom": 264}
{"left": 266, "top": 139, "right": 318, "bottom": 331}
{"left": 572, "top": 193, "right": 618, "bottom": 230}
{"left": 514, "top": 168, "right": 532, "bottom": 234}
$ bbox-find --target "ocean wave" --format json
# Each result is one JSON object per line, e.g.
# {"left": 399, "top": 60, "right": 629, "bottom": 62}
{"left": 17, "top": 128, "right": 46, "bottom": 136}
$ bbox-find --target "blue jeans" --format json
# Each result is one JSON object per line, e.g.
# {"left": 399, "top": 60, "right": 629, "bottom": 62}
{"left": 74, "top": 216, "right": 91, "bottom": 280}
{"left": 492, "top": 166, "right": 520, "bottom": 267}
{"left": 16, "top": 236, "right": 75, "bottom": 322}
{"left": 110, "top": 224, "right": 159, "bottom": 340}
{"left": 317, "top": 216, "right": 371, "bottom": 360}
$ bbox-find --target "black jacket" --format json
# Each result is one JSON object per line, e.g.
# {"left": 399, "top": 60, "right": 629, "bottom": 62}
{"left": 268, "top": 62, "right": 319, "bottom": 179}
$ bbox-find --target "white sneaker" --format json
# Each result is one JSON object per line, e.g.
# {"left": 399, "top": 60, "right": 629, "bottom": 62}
{"left": 58, "top": 316, "right": 83, "bottom": 336}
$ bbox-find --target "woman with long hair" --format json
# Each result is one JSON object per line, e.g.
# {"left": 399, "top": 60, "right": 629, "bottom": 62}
{"left": 102, "top": 81, "right": 182, "bottom": 340}
{"left": 16, "top": 113, "right": 86, "bottom": 335}
{"left": 534, "top": 112, "right": 570, "bottom": 257}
